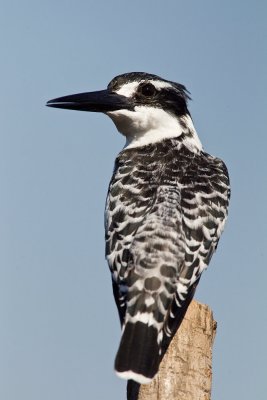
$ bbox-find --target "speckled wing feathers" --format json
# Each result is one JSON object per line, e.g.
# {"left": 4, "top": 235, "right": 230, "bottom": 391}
{"left": 105, "top": 138, "right": 230, "bottom": 382}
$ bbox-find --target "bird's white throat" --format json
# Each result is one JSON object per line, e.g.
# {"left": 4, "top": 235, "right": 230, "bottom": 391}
{"left": 107, "top": 106, "right": 203, "bottom": 151}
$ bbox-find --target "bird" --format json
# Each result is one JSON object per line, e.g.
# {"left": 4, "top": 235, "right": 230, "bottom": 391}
{"left": 47, "top": 72, "right": 230, "bottom": 385}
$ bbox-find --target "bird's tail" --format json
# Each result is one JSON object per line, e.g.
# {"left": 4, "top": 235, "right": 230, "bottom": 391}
{"left": 114, "top": 319, "right": 161, "bottom": 384}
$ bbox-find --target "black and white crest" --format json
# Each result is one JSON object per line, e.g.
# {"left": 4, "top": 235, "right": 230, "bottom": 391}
{"left": 47, "top": 72, "right": 230, "bottom": 388}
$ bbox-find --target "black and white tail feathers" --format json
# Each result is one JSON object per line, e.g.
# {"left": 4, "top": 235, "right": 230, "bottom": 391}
{"left": 114, "top": 278, "right": 199, "bottom": 384}
{"left": 115, "top": 321, "right": 160, "bottom": 383}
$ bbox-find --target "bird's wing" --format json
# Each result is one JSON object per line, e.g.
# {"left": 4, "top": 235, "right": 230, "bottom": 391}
{"left": 123, "top": 184, "right": 183, "bottom": 325}
{"left": 114, "top": 157, "right": 230, "bottom": 382}
{"left": 114, "top": 184, "right": 183, "bottom": 382}
{"left": 161, "top": 155, "right": 230, "bottom": 353}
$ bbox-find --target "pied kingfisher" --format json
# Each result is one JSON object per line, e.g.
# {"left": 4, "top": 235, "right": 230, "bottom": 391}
{"left": 47, "top": 72, "right": 230, "bottom": 385}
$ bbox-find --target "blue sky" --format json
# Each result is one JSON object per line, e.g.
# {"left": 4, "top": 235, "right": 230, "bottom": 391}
{"left": 1, "top": 1, "right": 266, "bottom": 399}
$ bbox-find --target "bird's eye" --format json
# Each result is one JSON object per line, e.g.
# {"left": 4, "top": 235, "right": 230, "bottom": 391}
{"left": 139, "top": 83, "right": 156, "bottom": 97}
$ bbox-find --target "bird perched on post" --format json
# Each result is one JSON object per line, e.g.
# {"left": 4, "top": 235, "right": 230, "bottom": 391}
{"left": 47, "top": 72, "right": 230, "bottom": 385}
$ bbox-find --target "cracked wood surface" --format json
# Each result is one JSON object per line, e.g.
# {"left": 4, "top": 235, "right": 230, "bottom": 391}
{"left": 137, "top": 300, "right": 217, "bottom": 400}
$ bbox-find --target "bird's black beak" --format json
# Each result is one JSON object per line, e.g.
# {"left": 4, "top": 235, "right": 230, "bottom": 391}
{"left": 46, "top": 90, "right": 134, "bottom": 113}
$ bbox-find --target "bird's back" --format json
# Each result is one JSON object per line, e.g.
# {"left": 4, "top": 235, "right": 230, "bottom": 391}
{"left": 105, "top": 137, "right": 230, "bottom": 383}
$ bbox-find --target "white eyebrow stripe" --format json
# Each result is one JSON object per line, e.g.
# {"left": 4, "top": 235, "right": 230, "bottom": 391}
{"left": 115, "top": 80, "right": 173, "bottom": 97}
{"left": 115, "top": 82, "right": 139, "bottom": 97}
{"left": 152, "top": 80, "right": 173, "bottom": 90}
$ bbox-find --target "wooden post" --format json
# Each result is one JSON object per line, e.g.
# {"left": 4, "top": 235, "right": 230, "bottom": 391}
{"left": 135, "top": 300, "right": 217, "bottom": 400}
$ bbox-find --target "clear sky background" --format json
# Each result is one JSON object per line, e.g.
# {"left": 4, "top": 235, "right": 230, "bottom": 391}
{"left": 1, "top": 1, "right": 266, "bottom": 399}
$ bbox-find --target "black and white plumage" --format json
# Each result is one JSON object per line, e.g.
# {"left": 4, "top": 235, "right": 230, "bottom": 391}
{"left": 47, "top": 72, "right": 230, "bottom": 385}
